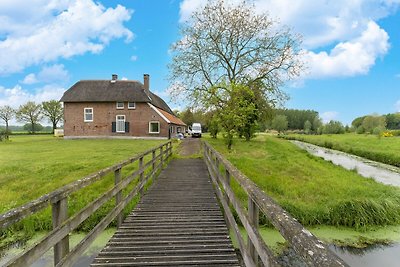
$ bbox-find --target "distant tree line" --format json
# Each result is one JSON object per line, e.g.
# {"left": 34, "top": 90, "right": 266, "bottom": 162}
{"left": 351, "top": 113, "right": 400, "bottom": 134}
{"left": 0, "top": 100, "right": 63, "bottom": 139}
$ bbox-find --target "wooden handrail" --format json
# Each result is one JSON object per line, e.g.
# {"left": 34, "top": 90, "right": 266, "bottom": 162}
{"left": 203, "top": 141, "right": 348, "bottom": 267}
{"left": 1, "top": 141, "right": 173, "bottom": 267}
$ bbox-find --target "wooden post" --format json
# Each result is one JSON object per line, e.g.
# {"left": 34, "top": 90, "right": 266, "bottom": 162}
{"left": 152, "top": 150, "right": 156, "bottom": 174}
{"left": 248, "top": 197, "right": 259, "bottom": 266}
{"left": 52, "top": 197, "right": 69, "bottom": 265}
{"left": 160, "top": 146, "right": 164, "bottom": 168}
{"left": 114, "top": 168, "right": 123, "bottom": 227}
{"left": 224, "top": 169, "right": 231, "bottom": 230}
{"left": 139, "top": 156, "right": 144, "bottom": 195}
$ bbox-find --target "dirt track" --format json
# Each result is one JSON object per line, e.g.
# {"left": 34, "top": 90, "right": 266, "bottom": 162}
{"left": 178, "top": 137, "right": 202, "bottom": 157}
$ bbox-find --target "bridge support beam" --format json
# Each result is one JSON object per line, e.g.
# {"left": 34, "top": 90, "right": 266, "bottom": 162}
{"left": 248, "top": 197, "right": 259, "bottom": 266}
{"left": 52, "top": 197, "right": 69, "bottom": 265}
{"left": 115, "top": 168, "right": 123, "bottom": 227}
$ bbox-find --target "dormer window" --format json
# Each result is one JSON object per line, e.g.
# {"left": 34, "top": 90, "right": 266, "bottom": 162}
{"left": 128, "top": 102, "right": 136, "bottom": 109}
{"left": 116, "top": 102, "right": 124, "bottom": 109}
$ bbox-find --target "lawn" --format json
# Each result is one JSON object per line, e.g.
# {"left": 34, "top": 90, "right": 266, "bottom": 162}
{"left": 205, "top": 134, "right": 400, "bottom": 229}
{"left": 0, "top": 135, "right": 166, "bottom": 241}
{"left": 285, "top": 133, "right": 400, "bottom": 167}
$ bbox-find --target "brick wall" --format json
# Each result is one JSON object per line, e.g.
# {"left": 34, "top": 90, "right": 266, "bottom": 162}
{"left": 63, "top": 102, "right": 169, "bottom": 138}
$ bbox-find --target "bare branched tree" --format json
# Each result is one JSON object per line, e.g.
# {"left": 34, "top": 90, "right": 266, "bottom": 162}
{"left": 16, "top": 101, "right": 42, "bottom": 134}
{"left": 169, "top": 0, "right": 303, "bottom": 108}
{"left": 42, "top": 100, "right": 63, "bottom": 133}
{"left": 0, "top": 105, "right": 15, "bottom": 133}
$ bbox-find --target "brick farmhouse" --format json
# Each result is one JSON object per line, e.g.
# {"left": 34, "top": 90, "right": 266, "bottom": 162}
{"left": 60, "top": 74, "right": 186, "bottom": 139}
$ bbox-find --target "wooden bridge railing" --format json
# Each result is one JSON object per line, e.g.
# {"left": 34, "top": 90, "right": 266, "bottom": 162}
{"left": 0, "top": 141, "right": 172, "bottom": 267}
{"left": 203, "top": 141, "right": 349, "bottom": 267}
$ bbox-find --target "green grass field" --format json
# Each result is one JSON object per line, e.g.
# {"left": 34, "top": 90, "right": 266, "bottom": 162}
{"left": 0, "top": 135, "right": 165, "bottom": 245}
{"left": 205, "top": 134, "right": 400, "bottom": 229}
{"left": 285, "top": 133, "right": 400, "bottom": 167}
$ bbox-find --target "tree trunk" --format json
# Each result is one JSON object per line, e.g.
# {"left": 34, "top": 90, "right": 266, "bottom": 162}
{"left": 52, "top": 121, "right": 57, "bottom": 134}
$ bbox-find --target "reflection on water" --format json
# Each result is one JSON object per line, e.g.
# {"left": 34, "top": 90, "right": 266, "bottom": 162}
{"left": 0, "top": 229, "right": 115, "bottom": 267}
{"left": 292, "top": 140, "right": 400, "bottom": 187}
{"left": 331, "top": 243, "right": 400, "bottom": 267}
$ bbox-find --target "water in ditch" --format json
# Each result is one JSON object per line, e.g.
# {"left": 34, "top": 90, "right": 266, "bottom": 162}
{"left": 291, "top": 140, "right": 400, "bottom": 187}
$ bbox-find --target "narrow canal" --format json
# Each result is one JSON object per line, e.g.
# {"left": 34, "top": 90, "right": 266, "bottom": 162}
{"left": 292, "top": 140, "right": 400, "bottom": 267}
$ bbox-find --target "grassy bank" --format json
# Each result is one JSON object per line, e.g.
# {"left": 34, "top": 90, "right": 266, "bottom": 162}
{"left": 0, "top": 135, "right": 165, "bottom": 246}
{"left": 205, "top": 135, "right": 400, "bottom": 229}
{"left": 283, "top": 133, "right": 400, "bottom": 167}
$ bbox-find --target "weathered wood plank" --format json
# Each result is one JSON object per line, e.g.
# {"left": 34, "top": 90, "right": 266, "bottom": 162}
{"left": 91, "top": 159, "right": 239, "bottom": 267}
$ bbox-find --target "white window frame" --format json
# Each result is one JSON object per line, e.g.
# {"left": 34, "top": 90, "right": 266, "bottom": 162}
{"left": 116, "top": 115, "right": 126, "bottom": 133}
{"left": 84, "top": 108, "right": 93, "bottom": 122}
{"left": 116, "top": 102, "right": 124, "bottom": 109}
{"left": 128, "top": 102, "right": 136, "bottom": 109}
{"left": 149, "top": 121, "right": 160, "bottom": 134}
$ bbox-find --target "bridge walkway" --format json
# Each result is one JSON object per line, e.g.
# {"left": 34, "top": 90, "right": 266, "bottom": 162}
{"left": 91, "top": 158, "right": 240, "bottom": 266}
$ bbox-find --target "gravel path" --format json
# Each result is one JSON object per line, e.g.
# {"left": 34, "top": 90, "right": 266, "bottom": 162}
{"left": 178, "top": 137, "right": 202, "bottom": 157}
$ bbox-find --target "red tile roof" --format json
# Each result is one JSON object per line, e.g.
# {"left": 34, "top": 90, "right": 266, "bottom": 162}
{"left": 156, "top": 107, "right": 186, "bottom": 126}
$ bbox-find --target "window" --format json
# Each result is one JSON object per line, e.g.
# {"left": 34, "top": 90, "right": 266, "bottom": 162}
{"left": 116, "top": 115, "right": 125, "bottom": 133}
{"left": 149, "top": 121, "right": 160, "bottom": 134}
{"left": 84, "top": 108, "right": 93, "bottom": 122}
{"left": 177, "top": 127, "right": 182, "bottom": 133}
{"left": 128, "top": 102, "right": 135, "bottom": 109}
{"left": 116, "top": 102, "right": 124, "bottom": 109}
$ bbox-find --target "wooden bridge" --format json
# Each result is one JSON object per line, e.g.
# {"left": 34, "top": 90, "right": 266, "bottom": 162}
{"left": 0, "top": 140, "right": 348, "bottom": 267}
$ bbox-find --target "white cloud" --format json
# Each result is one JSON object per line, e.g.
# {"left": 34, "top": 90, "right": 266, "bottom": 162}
{"left": 37, "top": 64, "right": 69, "bottom": 83}
{"left": 178, "top": 0, "right": 399, "bottom": 79}
{"left": 0, "top": 0, "right": 133, "bottom": 75}
{"left": 0, "top": 84, "right": 65, "bottom": 108}
{"left": 121, "top": 77, "right": 128, "bottom": 81}
{"left": 21, "top": 73, "right": 38, "bottom": 84}
{"left": 303, "top": 21, "right": 389, "bottom": 78}
{"left": 395, "top": 100, "right": 400, "bottom": 112}
{"left": 130, "top": 55, "right": 138, "bottom": 61}
{"left": 21, "top": 64, "right": 69, "bottom": 84}
{"left": 321, "top": 111, "right": 339, "bottom": 123}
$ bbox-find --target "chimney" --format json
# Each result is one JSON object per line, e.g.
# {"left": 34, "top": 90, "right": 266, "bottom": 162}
{"left": 111, "top": 74, "right": 118, "bottom": 83}
{"left": 143, "top": 74, "right": 150, "bottom": 96}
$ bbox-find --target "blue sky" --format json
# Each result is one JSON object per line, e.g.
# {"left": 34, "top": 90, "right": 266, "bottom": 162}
{"left": 0, "top": 0, "right": 399, "bottom": 125}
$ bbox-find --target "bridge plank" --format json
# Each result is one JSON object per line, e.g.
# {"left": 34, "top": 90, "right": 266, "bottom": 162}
{"left": 91, "top": 159, "right": 240, "bottom": 266}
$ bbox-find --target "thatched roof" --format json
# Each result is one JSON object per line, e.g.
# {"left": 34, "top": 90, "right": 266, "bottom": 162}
{"left": 60, "top": 80, "right": 173, "bottom": 114}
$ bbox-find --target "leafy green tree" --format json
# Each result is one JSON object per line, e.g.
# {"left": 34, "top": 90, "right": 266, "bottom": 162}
{"left": 312, "top": 116, "right": 322, "bottom": 134}
{"left": 180, "top": 108, "right": 195, "bottom": 127}
{"left": 169, "top": 0, "right": 302, "bottom": 135}
{"left": 23, "top": 123, "right": 43, "bottom": 133}
{"left": 322, "top": 120, "right": 345, "bottom": 134}
{"left": 351, "top": 116, "right": 366, "bottom": 129}
{"left": 16, "top": 101, "right": 42, "bottom": 134}
{"left": 208, "top": 115, "right": 220, "bottom": 138}
{"left": 212, "top": 83, "right": 257, "bottom": 150}
{"left": 42, "top": 100, "right": 63, "bottom": 133}
{"left": 385, "top": 113, "right": 400, "bottom": 130}
{"left": 362, "top": 115, "right": 386, "bottom": 133}
{"left": 275, "top": 109, "right": 319, "bottom": 130}
{"left": 271, "top": 115, "right": 288, "bottom": 133}
{"left": 304, "top": 120, "right": 312, "bottom": 134}
{"left": 0, "top": 105, "right": 15, "bottom": 136}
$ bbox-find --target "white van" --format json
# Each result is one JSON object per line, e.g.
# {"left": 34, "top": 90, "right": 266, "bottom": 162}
{"left": 191, "top": 123, "right": 202, "bottom": 138}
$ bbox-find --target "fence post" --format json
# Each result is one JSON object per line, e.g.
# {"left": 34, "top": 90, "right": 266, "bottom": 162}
{"left": 114, "top": 168, "right": 123, "bottom": 227}
{"left": 139, "top": 156, "right": 144, "bottom": 195}
{"left": 152, "top": 150, "right": 156, "bottom": 174}
{"left": 160, "top": 145, "right": 164, "bottom": 168}
{"left": 52, "top": 197, "right": 69, "bottom": 265}
{"left": 248, "top": 197, "right": 259, "bottom": 266}
{"left": 224, "top": 169, "right": 231, "bottom": 230}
